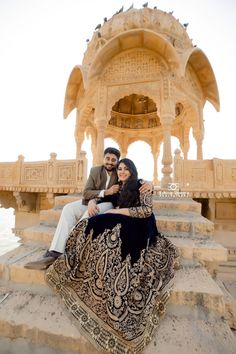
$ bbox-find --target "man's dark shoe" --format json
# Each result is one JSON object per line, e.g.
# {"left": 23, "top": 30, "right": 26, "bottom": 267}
{"left": 24, "top": 249, "right": 62, "bottom": 270}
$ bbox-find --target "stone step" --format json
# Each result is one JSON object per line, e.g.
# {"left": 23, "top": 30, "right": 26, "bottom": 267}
{"left": 39, "top": 208, "right": 63, "bottom": 226}
{"left": 38, "top": 206, "right": 214, "bottom": 238}
{"left": 54, "top": 195, "right": 202, "bottom": 214}
{"left": 153, "top": 197, "right": 201, "bottom": 214}
{"left": 0, "top": 288, "right": 94, "bottom": 354}
{"left": 155, "top": 211, "right": 214, "bottom": 238}
{"left": 170, "top": 262, "right": 225, "bottom": 316}
{"left": 54, "top": 194, "right": 82, "bottom": 207}
{"left": 228, "top": 248, "right": 236, "bottom": 261}
{"left": 21, "top": 224, "right": 222, "bottom": 266}
{"left": 0, "top": 288, "right": 235, "bottom": 354}
{"left": 22, "top": 224, "right": 55, "bottom": 243}
{"left": 217, "top": 260, "right": 236, "bottom": 281}
{"left": 169, "top": 237, "right": 227, "bottom": 264}
{"left": 0, "top": 244, "right": 226, "bottom": 317}
{"left": 217, "top": 271, "right": 236, "bottom": 281}
{"left": 0, "top": 243, "right": 48, "bottom": 287}
{"left": 216, "top": 279, "right": 236, "bottom": 329}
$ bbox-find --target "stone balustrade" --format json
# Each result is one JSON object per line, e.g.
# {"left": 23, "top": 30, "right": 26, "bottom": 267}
{"left": 173, "top": 149, "right": 236, "bottom": 198}
{"left": 0, "top": 152, "right": 87, "bottom": 194}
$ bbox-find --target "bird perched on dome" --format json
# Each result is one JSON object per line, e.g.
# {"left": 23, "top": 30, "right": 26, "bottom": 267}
{"left": 142, "top": 2, "right": 148, "bottom": 8}
{"left": 127, "top": 3, "right": 134, "bottom": 11}
{"left": 94, "top": 23, "right": 101, "bottom": 30}
{"left": 183, "top": 23, "right": 189, "bottom": 29}
{"left": 117, "top": 6, "right": 124, "bottom": 14}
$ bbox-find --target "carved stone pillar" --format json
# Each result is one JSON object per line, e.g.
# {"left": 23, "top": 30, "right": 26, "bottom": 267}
{"left": 196, "top": 137, "right": 203, "bottom": 160}
{"left": 75, "top": 110, "right": 86, "bottom": 159}
{"left": 179, "top": 126, "right": 190, "bottom": 160}
{"left": 95, "top": 119, "right": 106, "bottom": 165}
{"left": 75, "top": 131, "right": 85, "bottom": 159}
{"left": 180, "top": 139, "right": 190, "bottom": 160}
{"left": 160, "top": 74, "right": 175, "bottom": 188}
{"left": 193, "top": 129, "right": 203, "bottom": 160}
{"left": 173, "top": 148, "right": 183, "bottom": 187}
{"left": 48, "top": 152, "right": 57, "bottom": 185}
{"left": 193, "top": 106, "right": 204, "bottom": 160}
{"left": 15, "top": 154, "right": 24, "bottom": 185}
{"left": 161, "top": 121, "right": 173, "bottom": 187}
{"left": 120, "top": 148, "right": 128, "bottom": 159}
{"left": 91, "top": 133, "right": 98, "bottom": 166}
{"left": 120, "top": 133, "right": 128, "bottom": 158}
{"left": 151, "top": 142, "right": 160, "bottom": 185}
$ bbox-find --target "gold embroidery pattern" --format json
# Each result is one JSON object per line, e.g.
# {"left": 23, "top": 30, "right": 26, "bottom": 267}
{"left": 129, "top": 192, "right": 152, "bottom": 218}
{"left": 46, "top": 219, "right": 178, "bottom": 353}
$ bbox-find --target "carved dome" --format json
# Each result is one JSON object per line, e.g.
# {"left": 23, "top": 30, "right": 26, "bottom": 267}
{"left": 63, "top": 6, "right": 220, "bottom": 118}
{"left": 83, "top": 7, "right": 192, "bottom": 66}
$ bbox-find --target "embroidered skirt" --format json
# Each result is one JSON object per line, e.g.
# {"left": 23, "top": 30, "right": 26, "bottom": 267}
{"left": 45, "top": 214, "right": 178, "bottom": 353}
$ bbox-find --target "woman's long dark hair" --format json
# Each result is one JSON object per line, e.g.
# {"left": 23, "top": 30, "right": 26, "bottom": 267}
{"left": 117, "top": 158, "right": 140, "bottom": 208}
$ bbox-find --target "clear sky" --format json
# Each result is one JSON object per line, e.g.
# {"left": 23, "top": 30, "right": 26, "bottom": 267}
{"left": 0, "top": 0, "right": 235, "bottom": 180}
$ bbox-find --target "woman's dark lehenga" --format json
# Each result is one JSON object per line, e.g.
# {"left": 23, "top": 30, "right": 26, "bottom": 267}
{"left": 45, "top": 192, "right": 178, "bottom": 354}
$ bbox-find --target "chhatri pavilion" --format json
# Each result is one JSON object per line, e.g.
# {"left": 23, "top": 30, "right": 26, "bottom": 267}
{"left": 64, "top": 6, "right": 219, "bottom": 187}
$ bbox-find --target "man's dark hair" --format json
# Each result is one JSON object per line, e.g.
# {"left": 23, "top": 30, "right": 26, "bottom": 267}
{"left": 104, "top": 147, "right": 120, "bottom": 160}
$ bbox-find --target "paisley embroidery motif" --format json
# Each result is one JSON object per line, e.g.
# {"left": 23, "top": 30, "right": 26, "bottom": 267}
{"left": 46, "top": 218, "right": 178, "bottom": 353}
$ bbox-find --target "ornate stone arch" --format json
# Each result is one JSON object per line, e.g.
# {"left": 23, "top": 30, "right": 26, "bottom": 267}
{"left": 106, "top": 84, "right": 160, "bottom": 121}
{"left": 64, "top": 65, "right": 87, "bottom": 119}
{"left": 88, "top": 29, "right": 181, "bottom": 80}
{"left": 181, "top": 47, "right": 220, "bottom": 111}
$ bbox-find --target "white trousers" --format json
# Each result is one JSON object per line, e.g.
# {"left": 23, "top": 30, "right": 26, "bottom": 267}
{"left": 49, "top": 200, "right": 113, "bottom": 253}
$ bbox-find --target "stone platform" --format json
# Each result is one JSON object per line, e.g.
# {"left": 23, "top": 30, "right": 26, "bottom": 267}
{"left": 0, "top": 195, "right": 236, "bottom": 353}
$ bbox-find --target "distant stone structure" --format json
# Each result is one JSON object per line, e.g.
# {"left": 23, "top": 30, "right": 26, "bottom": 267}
{"left": 64, "top": 7, "right": 219, "bottom": 187}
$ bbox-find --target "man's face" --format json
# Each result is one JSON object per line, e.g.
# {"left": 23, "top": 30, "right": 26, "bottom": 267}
{"left": 103, "top": 153, "right": 119, "bottom": 171}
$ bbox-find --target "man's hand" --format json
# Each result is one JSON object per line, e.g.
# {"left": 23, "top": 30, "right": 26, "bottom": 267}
{"left": 87, "top": 199, "right": 100, "bottom": 217}
{"left": 104, "top": 184, "right": 120, "bottom": 196}
{"left": 139, "top": 180, "right": 153, "bottom": 194}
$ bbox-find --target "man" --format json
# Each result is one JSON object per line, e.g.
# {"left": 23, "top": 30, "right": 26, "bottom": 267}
{"left": 25, "top": 147, "right": 151, "bottom": 270}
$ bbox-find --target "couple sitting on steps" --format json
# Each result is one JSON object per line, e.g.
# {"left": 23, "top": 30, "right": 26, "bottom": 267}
{"left": 25, "top": 147, "right": 152, "bottom": 270}
{"left": 25, "top": 146, "right": 178, "bottom": 353}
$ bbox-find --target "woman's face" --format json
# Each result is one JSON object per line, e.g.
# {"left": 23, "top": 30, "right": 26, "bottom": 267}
{"left": 117, "top": 162, "right": 131, "bottom": 183}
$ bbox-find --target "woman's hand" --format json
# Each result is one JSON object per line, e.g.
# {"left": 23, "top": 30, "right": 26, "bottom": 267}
{"left": 139, "top": 180, "right": 153, "bottom": 194}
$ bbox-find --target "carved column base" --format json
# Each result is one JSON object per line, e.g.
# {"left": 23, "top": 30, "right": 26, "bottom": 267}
{"left": 161, "top": 172, "right": 172, "bottom": 188}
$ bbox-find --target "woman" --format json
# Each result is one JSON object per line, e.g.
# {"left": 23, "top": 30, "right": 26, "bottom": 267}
{"left": 46, "top": 159, "right": 178, "bottom": 354}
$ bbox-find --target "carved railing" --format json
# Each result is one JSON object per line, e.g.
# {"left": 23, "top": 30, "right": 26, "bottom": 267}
{"left": 0, "top": 152, "right": 87, "bottom": 194}
{"left": 173, "top": 149, "right": 236, "bottom": 198}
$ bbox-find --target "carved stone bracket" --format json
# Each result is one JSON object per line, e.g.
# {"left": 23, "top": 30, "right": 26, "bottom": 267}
{"left": 46, "top": 192, "right": 55, "bottom": 206}
{"left": 13, "top": 191, "right": 36, "bottom": 212}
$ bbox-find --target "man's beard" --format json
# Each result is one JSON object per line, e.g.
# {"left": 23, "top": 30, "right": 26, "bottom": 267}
{"left": 104, "top": 165, "right": 115, "bottom": 171}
